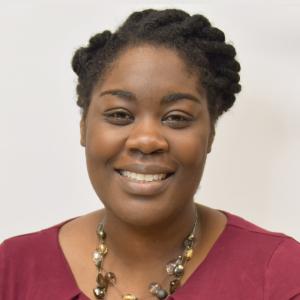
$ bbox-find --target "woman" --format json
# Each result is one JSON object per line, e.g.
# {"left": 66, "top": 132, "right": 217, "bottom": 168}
{"left": 1, "top": 8, "right": 300, "bottom": 300}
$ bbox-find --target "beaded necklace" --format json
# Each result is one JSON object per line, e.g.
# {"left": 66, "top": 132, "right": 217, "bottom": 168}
{"left": 92, "top": 210, "right": 199, "bottom": 300}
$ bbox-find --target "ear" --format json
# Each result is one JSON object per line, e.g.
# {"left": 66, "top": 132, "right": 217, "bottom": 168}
{"left": 207, "top": 126, "right": 215, "bottom": 154}
{"left": 80, "top": 118, "right": 86, "bottom": 147}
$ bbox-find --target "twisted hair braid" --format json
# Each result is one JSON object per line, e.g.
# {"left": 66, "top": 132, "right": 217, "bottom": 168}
{"left": 72, "top": 9, "right": 241, "bottom": 120}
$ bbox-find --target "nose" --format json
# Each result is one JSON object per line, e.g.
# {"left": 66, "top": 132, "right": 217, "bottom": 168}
{"left": 125, "top": 118, "right": 169, "bottom": 155}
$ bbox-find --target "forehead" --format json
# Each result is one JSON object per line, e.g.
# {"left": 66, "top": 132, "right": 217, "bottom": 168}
{"left": 96, "top": 44, "right": 203, "bottom": 97}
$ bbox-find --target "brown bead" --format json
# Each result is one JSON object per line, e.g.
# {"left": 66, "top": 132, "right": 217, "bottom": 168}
{"left": 183, "top": 233, "right": 195, "bottom": 248}
{"left": 105, "top": 271, "right": 116, "bottom": 284}
{"left": 184, "top": 238, "right": 193, "bottom": 249}
{"left": 170, "top": 279, "right": 180, "bottom": 294}
{"left": 96, "top": 223, "right": 106, "bottom": 240}
{"left": 98, "top": 230, "right": 106, "bottom": 240}
{"left": 96, "top": 273, "right": 108, "bottom": 289}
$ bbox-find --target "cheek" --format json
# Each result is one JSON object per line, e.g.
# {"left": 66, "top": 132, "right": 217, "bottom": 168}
{"left": 168, "top": 130, "right": 209, "bottom": 198}
{"left": 85, "top": 122, "right": 125, "bottom": 169}
{"left": 169, "top": 129, "right": 210, "bottom": 168}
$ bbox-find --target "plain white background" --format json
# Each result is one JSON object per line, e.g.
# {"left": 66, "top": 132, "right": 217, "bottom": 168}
{"left": 0, "top": 0, "right": 299, "bottom": 242}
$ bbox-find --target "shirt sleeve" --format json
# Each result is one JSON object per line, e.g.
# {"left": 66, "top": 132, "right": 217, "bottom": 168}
{"left": 264, "top": 237, "right": 300, "bottom": 300}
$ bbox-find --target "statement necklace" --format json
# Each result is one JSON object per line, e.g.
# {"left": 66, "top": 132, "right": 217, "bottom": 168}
{"left": 92, "top": 211, "right": 199, "bottom": 300}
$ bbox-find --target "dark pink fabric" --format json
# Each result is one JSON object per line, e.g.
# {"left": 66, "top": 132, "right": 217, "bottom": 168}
{"left": 1, "top": 211, "right": 300, "bottom": 300}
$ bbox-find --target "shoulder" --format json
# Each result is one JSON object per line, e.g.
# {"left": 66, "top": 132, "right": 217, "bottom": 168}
{"left": 1, "top": 222, "right": 61, "bottom": 250}
{"left": 0, "top": 219, "right": 75, "bottom": 299}
{"left": 223, "top": 210, "right": 296, "bottom": 247}
{"left": 223, "top": 211, "right": 300, "bottom": 299}
{"left": 0, "top": 211, "right": 103, "bottom": 299}
{"left": 0, "top": 221, "right": 65, "bottom": 267}
{"left": 265, "top": 237, "right": 300, "bottom": 299}
{"left": 0, "top": 218, "right": 73, "bottom": 262}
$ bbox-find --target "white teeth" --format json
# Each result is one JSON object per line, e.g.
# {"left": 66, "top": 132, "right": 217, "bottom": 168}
{"left": 120, "top": 170, "right": 167, "bottom": 182}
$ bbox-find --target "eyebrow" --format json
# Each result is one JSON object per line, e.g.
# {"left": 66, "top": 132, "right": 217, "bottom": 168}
{"left": 99, "top": 89, "right": 202, "bottom": 105}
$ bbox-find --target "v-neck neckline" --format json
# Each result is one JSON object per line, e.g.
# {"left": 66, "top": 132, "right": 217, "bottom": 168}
{"left": 54, "top": 210, "right": 233, "bottom": 299}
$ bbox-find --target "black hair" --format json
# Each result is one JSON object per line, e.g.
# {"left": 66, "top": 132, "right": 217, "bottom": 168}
{"left": 71, "top": 9, "right": 241, "bottom": 121}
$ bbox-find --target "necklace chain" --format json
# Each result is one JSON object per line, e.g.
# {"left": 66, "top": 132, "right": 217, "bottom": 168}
{"left": 92, "top": 208, "right": 199, "bottom": 300}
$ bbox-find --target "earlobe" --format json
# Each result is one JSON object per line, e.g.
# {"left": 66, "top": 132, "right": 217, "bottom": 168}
{"left": 80, "top": 119, "right": 86, "bottom": 147}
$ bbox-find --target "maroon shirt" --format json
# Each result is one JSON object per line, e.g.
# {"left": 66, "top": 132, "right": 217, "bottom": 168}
{"left": 1, "top": 211, "right": 300, "bottom": 300}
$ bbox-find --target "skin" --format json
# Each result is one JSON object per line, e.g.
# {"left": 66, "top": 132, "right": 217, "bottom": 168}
{"left": 59, "top": 44, "right": 227, "bottom": 299}
{"left": 82, "top": 45, "right": 213, "bottom": 228}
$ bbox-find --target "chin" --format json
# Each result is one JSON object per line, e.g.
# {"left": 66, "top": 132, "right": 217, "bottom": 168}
{"left": 101, "top": 193, "right": 194, "bottom": 228}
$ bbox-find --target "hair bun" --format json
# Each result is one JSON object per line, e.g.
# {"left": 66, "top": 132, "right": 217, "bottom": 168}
{"left": 71, "top": 30, "right": 112, "bottom": 77}
{"left": 88, "top": 30, "right": 112, "bottom": 51}
{"left": 181, "top": 15, "right": 211, "bottom": 36}
{"left": 71, "top": 47, "right": 89, "bottom": 76}
{"left": 201, "top": 27, "right": 225, "bottom": 42}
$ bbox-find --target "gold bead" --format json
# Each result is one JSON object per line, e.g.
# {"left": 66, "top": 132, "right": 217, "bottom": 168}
{"left": 183, "top": 248, "right": 193, "bottom": 261}
{"left": 122, "top": 293, "right": 138, "bottom": 300}
{"left": 98, "top": 244, "right": 108, "bottom": 255}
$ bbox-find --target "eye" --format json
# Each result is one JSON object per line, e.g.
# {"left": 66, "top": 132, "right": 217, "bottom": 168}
{"left": 103, "top": 109, "right": 134, "bottom": 125}
{"left": 162, "top": 113, "right": 194, "bottom": 129}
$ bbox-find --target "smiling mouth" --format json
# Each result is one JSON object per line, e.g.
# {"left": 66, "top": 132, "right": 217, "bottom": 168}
{"left": 116, "top": 170, "right": 174, "bottom": 183}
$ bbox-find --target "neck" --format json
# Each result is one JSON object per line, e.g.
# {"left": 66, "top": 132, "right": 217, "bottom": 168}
{"left": 101, "top": 203, "right": 199, "bottom": 268}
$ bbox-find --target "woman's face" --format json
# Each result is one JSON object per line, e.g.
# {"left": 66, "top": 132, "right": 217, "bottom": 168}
{"left": 81, "top": 45, "right": 214, "bottom": 226}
